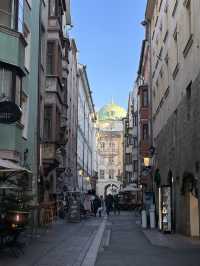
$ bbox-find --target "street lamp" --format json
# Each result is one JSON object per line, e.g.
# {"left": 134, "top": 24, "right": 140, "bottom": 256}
{"left": 78, "top": 169, "right": 83, "bottom": 192}
{"left": 79, "top": 169, "right": 83, "bottom": 176}
{"left": 86, "top": 176, "right": 90, "bottom": 182}
{"left": 143, "top": 157, "right": 154, "bottom": 192}
{"left": 144, "top": 157, "right": 151, "bottom": 167}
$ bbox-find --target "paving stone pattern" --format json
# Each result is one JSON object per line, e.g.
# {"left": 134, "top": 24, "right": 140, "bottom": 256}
{"left": 0, "top": 218, "right": 101, "bottom": 266}
{"left": 96, "top": 212, "right": 200, "bottom": 266}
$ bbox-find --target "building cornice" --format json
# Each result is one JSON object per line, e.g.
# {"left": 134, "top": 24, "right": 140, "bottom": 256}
{"left": 145, "top": 0, "right": 156, "bottom": 21}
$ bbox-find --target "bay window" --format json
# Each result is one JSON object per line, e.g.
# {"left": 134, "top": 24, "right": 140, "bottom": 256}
{"left": 0, "top": 65, "right": 22, "bottom": 106}
{"left": 142, "top": 124, "right": 149, "bottom": 141}
{"left": 47, "top": 41, "right": 55, "bottom": 75}
{"left": 44, "top": 106, "right": 53, "bottom": 141}
{"left": 142, "top": 89, "right": 148, "bottom": 107}
{"left": 0, "top": 0, "right": 24, "bottom": 32}
{"left": 49, "top": 0, "right": 62, "bottom": 20}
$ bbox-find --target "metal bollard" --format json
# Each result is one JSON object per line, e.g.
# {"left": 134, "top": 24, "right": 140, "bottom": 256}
{"left": 141, "top": 210, "right": 147, "bottom": 229}
{"left": 150, "top": 209, "right": 155, "bottom": 229}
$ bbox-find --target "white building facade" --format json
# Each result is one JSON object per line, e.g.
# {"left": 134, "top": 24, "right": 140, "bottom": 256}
{"left": 77, "top": 64, "right": 97, "bottom": 192}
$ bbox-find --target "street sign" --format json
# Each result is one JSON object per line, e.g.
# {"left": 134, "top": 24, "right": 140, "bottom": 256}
{"left": 66, "top": 167, "right": 72, "bottom": 177}
{"left": 0, "top": 101, "right": 22, "bottom": 124}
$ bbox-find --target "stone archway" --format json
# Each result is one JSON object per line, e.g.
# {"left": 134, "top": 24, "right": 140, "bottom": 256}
{"left": 96, "top": 180, "right": 122, "bottom": 197}
{"left": 104, "top": 183, "right": 119, "bottom": 197}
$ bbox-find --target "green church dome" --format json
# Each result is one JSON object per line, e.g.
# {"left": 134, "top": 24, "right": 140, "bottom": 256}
{"left": 98, "top": 102, "right": 126, "bottom": 121}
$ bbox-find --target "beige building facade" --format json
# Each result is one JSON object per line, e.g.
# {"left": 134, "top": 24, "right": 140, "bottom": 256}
{"left": 146, "top": 0, "right": 200, "bottom": 236}
{"left": 96, "top": 102, "right": 126, "bottom": 197}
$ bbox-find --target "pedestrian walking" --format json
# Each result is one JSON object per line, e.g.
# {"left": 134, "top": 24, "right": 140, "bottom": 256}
{"left": 97, "top": 195, "right": 104, "bottom": 217}
{"left": 93, "top": 196, "right": 101, "bottom": 217}
{"left": 83, "top": 194, "right": 92, "bottom": 215}
{"left": 105, "top": 194, "right": 113, "bottom": 216}
{"left": 113, "top": 194, "right": 120, "bottom": 215}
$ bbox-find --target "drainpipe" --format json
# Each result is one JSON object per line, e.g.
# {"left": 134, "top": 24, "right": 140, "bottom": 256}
{"left": 37, "top": 0, "right": 42, "bottom": 204}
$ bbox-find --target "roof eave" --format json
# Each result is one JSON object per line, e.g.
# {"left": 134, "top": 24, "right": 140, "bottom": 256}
{"left": 145, "top": 0, "right": 156, "bottom": 20}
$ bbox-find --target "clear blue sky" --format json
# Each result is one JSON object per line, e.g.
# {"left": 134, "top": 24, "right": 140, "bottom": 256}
{"left": 70, "top": 0, "right": 147, "bottom": 110}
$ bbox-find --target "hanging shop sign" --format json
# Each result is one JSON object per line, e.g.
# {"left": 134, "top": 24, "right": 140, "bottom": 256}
{"left": 0, "top": 101, "right": 22, "bottom": 124}
{"left": 161, "top": 186, "right": 172, "bottom": 233}
{"left": 68, "top": 193, "right": 81, "bottom": 223}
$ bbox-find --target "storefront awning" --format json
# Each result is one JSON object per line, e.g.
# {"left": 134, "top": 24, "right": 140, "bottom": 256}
{"left": 0, "top": 159, "right": 31, "bottom": 173}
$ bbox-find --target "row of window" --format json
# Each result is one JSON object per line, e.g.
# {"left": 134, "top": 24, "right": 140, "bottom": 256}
{"left": 125, "top": 161, "right": 138, "bottom": 182}
{"left": 0, "top": 64, "right": 29, "bottom": 138}
{"left": 44, "top": 105, "right": 61, "bottom": 142}
{"left": 142, "top": 123, "right": 149, "bottom": 141}
{"left": 0, "top": 64, "right": 21, "bottom": 105}
{"left": 141, "top": 88, "right": 149, "bottom": 107}
{"left": 153, "top": 0, "right": 192, "bottom": 72}
{"left": 126, "top": 135, "right": 137, "bottom": 147}
{"left": 99, "top": 169, "right": 121, "bottom": 179}
{"left": 47, "top": 41, "right": 62, "bottom": 77}
{"left": 0, "top": 0, "right": 24, "bottom": 32}
{"left": 100, "top": 142, "right": 117, "bottom": 150}
{"left": 0, "top": 0, "right": 64, "bottom": 32}
{"left": 152, "top": 0, "right": 193, "bottom": 116}
{"left": 99, "top": 157, "right": 117, "bottom": 165}
{"left": 125, "top": 153, "right": 132, "bottom": 165}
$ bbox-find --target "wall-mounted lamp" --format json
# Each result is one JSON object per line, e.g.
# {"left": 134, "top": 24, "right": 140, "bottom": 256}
{"left": 144, "top": 157, "right": 150, "bottom": 167}
{"left": 86, "top": 176, "right": 90, "bottom": 182}
{"left": 79, "top": 169, "right": 83, "bottom": 176}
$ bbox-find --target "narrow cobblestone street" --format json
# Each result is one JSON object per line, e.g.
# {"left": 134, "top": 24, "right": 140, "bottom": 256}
{"left": 96, "top": 212, "right": 200, "bottom": 266}
{"left": 0, "top": 217, "right": 102, "bottom": 266}
{"left": 1, "top": 212, "right": 200, "bottom": 266}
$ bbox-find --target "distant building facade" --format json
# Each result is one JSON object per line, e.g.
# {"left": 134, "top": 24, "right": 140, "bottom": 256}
{"left": 123, "top": 91, "right": 138, "bottom": 187}
{"left": 96, "top": 102, "right": 126, "bottom": 196}
{"left": 64, "top": 39, "right": 79, "bottom": 190}
{"left": 136, "top": 38, "right": 151, "bottom": 191}
{"left": 77, "top": 64, "right": 97, "bottom": 192}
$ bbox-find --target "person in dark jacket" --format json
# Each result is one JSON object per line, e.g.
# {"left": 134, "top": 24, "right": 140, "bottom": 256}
{"left": 105, "top": 194, "right": 113, "bottom": 216}
{"left": 93, "top": 196, "right": 101, "bottom": 217}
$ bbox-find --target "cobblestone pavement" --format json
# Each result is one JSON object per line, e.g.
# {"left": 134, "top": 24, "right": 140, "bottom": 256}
{"left": 0, "top": 217, "right": 102, "bottom": 266}
{"left": 96, "top": 212, "right": 200, "bottom": 266}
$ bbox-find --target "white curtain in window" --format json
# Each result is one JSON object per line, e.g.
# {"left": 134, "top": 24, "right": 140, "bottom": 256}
{"left": 18, "top": 0, "right": 24, "bottom": 33}
{"left": 0, "top": 0, "right": 13, "bottom": 28}
{"left": 0, "top": 68, "right": 12, "bottom": 100}
{"left": 15, "top": 75, "right": 21, "bottom": 105}
{"left": 49, "top": 0, "right": 56, "bottom": 16}
{"left": 21, "top": 95, "right": 29, "bottom": 138}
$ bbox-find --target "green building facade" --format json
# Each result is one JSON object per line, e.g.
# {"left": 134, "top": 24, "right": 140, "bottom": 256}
{"left": 0, "top": 0, "right": 48, "bottom": 203}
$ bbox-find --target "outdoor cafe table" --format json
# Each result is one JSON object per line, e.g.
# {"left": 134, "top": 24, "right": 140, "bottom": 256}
{"left": 0, "top": 216, "right": 27, "bottom": 257}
